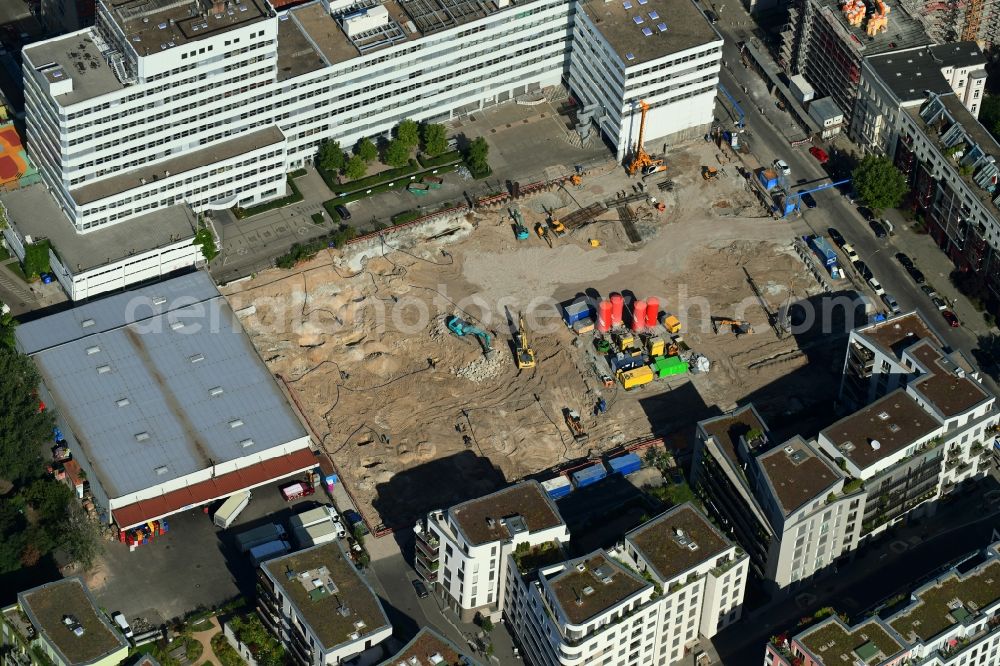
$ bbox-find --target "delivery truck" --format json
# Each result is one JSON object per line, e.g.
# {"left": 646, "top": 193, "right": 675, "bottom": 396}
{"left": 249, "top": 539, "right": 290, "bottom": 565}
{"left": 235, "top": 523, "right": 287, "bottom": 553}
{"left": 213, "top": 490, "right": 251, "bottom": 528}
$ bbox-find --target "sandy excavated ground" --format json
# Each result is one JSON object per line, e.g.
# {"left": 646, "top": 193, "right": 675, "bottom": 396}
{"left": 222, "top": 143, "right": 833, "bottom": 529}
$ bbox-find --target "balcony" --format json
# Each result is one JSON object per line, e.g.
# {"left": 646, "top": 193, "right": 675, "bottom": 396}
{"left": 415, "top": 554, "right": 439, "bottom": 582}
{"left": 415, "top": 524, "right": 439, "bottom": 549}
{"left": 415, "top": 535, "right": 439, "bottom": 560}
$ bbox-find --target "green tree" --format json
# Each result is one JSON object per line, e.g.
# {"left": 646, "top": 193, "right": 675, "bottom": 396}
{"left": 355, "top": 137, "right": 378, "bottom": 163}
{"left": 851, "top": 155, "right": 908, "bottom": 213}
{"left": 193, "top": 226, "right": 218, "bottom": 262}
{"left": 0, "top": 347, "right": 53, "bottom": 486}
{"left": 383, "top": 138, "right": 410, "bottom": 168}
{"left": 343, "top": 155, "right": 367, "bottom": 181}
{"left": 465, "top": 136, "right": 490, "bottom": 177}
{"left": 0, "top": 308, "right": 16, "bottom": 350}
{"left": 317, "top": 139, "right": 346, "bottom": 173}
{"left": 421, "top": 123, "right": 449, "bottom": 156}
{"left": 394, "top": 119, "right": 420, "bottom": 148}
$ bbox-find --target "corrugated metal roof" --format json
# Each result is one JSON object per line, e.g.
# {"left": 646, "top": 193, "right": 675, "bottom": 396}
{"left": 17, "top": 272, "right": 309, "bottom": 499}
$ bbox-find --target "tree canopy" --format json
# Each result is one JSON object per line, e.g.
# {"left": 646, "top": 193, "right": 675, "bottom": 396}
{"left": 317, "top": 139, "right": 346, "bottom": 173}
{"left": 465, "top": 136, "right": 490, "bottom": 177}
{"left": 394, "top": 119, "right": 420, "bottom": 148}
{"left": 851, "top": 155, "right": 907, "bottom": 212}
{"left": 383, "top": 138, "right": 411, "bottom": 168}
{"left": 343, "top": 154, "right": 367, "bottom": 180}
{"left": 421, "top": 123, "right": 449, "bottom": 157}
{"left": 0, "top": 347, "right": 52, "bottom": 486}
{"left": 354, "top": 137, "right": 378, "bottom": 163}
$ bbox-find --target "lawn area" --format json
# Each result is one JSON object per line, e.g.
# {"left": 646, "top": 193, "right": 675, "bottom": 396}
{"left": 232, "top": 175, "right": 304, "bottom": 219}
{"left": 324, "top": 164, "right": 459, "bottom": 208}
{"left": 319, "top": 160, "right": 419, "bottom": 194}
{"left": 889, "top": 561, "right": 1000, "bottom": 641}
{"left": 0, "top": 245, "right": 9, "bottom": 261}
{"left": 799, "top": 619, "right": 903, "bottom": 665}
{"left": 4, "top": 260, "right": 31, "bottom": 283}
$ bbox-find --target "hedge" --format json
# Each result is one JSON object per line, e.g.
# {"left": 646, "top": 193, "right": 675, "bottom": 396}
{"left": 311, "top": 212, "right": 325, "bottom": 225}
{"left": 391, "top": 210, "right": 421, "bottom": 225}
{"left": 289, "top": 168, "right": 308, "bottom": 178}
{"left": 325, "top": 163, "right": 459, "bottom": 206}
{"left": 209, "top": 634, "right": 242, "bottom": 666}
{"left": 320, "top": 159, "right": 418, "bottom": 194}
{"left": 233, "top": 176, "right": 303, "bottom": 219}
{"left": 274, "top": 225, "right": 357, "bottom": 269}
{"left": 417, "top": 150, "right": 462, "bottom": 169}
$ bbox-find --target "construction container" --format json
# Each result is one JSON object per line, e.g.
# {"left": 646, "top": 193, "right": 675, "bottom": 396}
{"left": 609, "top": 354, "right": 643, "bottom": 374}
{"left": 758, "top": 169, "right": 779, "bottom": 191}
{"left": 618, "top": 365, "right": 654, "bottom": 390}
{"left": 572, "top": 317, "right": 595, "bottom": 335}
{"left": 631, "top": 300, "right": 646, "bottom": 332}
{"left": 654, "top": 356, "right": 689, "bottom": 377}
{"left": 645, "top": 296, "right": 659, "bottom": 328}
{"left": 662, "top": 314, "right": 681, "bottom": 334}
{"left": 607, "top": 453, "right": 642, "bottom": 476}
{"left": 562, "top": 300, "right": 592, "bottom": 326}
{"left": 807, "top": 235, "right": 838, "bottom": 268}
{"left": 542, "top": 476, "right": 573, "bottom": 499}
{"left": 597, "top": 300, "right": 612, "bottom": 333}
{"left": 647, "top": 336, "right": 665, "bottom": 357}
{"left": 572, "top": 463, "right": 608, "bottom": 489}
{"left": 610, "top": 293, "right": 624, "bottom": 326}
{"left": 789, "top": 74, "right": 815, "bottom": 105}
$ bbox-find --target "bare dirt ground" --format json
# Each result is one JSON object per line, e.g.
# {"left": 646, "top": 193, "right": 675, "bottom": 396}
{"left": 221, "top": 141, "right": 834, "bottom": 530}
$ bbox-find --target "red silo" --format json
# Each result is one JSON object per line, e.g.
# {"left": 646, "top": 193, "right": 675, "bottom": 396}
{"left": 597, "top": 300, "right": 612, "bottom": 332}
{"left": 610, "top": 293, "right": 624, "bottom": 326}
{"left": 645, "top": 296, "right": 659, "bottom": 329}
{"left": 632, "top": 299, "right": 646, "bottom": 332}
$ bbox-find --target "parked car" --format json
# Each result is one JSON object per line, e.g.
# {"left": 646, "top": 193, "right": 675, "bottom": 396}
{"left": 854, "top": 260, "right": 872, "bottom": 280}
{"left": 932, "top": 296, "right": 948, "bottom": 311}
{"left": 895, "top": 252, "right": 914, "bottom": 270}
{"left": 842, "top": 243, "right": 859, "bottom": 263}
{"left": 412, "top": 579, "right": 429, "bottom": 598}
{"left": 334, "top": 204, "right": 351, "bottom": 220}
{"left": 111, "top": 612, "right": 133, "bottom": 640}
{"left": 869, "top": 219, "right": 888, "bottom": 238}
{"left": 809, "top": 146, "right": 829, "bottom": 163}
{"left": 906, "top": 266, "right": 926, "bottom": 284}
{"left": 920, "top": 285, "right": 936, "bottom": 297}
{"left": 857, "top": 206, "right": 874, "bottom": 222}
{"left": 774, "top": 159, "right": 791, "bottom": 176}
{"left": 942, "top": 310, "right": 960, "bottom": 327}
{"left": 868, "top": 276, "right": 885, "bottom": 296}
{"left": 799, "top": 192, "right": 818, "bottom": 209}
{"left": 704, "top": 9, "right": 718, "bottom": 22}
{"left": 881, "top": 293, "right": 901, "bottom": 314}
{"left": 828, "top": 227, "right": 845, "bottom": 246}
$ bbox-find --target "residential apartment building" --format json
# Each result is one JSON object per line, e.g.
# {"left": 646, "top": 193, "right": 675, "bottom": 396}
{"left": 377, "top": 628, "right": 484, "bottom": 666}
{"left": 414, "top": 480, "right": 570, "bottom": 622}
{"left": 893, "top": 92, "right": 1000, "bottom": 315}
{"left": 693, "top": 312, "right": 997, "bottom": 593}
{"left": 1, "top": 578, "right": 129, "bottom": 666}
{"left": 691, "top": 406, "right": 865, "bottom": 594}
{"left": 853, "top": 42, "right": 987, "bottom": 155}
{"left": 779, "top": 0, "right": 929, "bottom": 128}
{"left": 257, "top": 541, "right": 393, "bottom": 666}
{"left": 506, "top": 503, "right": 748, "bottom": 666}
{"left": 765, "top": 541, "right": 1000, "bottom": 666}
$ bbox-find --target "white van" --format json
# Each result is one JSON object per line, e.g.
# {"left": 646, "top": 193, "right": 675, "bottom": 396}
{"left": 214, "top": 490, "right": 252, "bottom": 528}
{"left": 111, "top": 612, "right": 133, "bottom": 640}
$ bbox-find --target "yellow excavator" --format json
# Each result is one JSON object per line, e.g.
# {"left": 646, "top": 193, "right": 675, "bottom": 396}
{"left": 627, "top": 100, "right": 666, "bottom": 177}
{"left": 515, "top": 313, "right": 536, "bottom": 369}
{"left": 712, "top": 318, "right": 755, "bottom": 337}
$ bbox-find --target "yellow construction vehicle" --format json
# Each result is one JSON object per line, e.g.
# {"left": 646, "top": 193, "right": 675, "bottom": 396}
{"left": 662, "top": 314, "right": 681, "bottom": 334}
{"left": 712, "top": 318, "right": 755, "bottom": 336}
{"left": 570, "top": 174, "right": 583, "bottom": 187}
{"left": 702, "top": 166, "right": 719, "bottom": 181}
{"left": 627, "top": 100, "right": 666, "bottom": 177}
{"left": 515, "top": 313, "right": 536, "bottom": 369}
{"left": 563, "top": 408, "right": 589, "bottom": 442}
{"left": 589, "top": 239, "right": 601, "bottom": 247}
{"left": 548, "top": 216, "right": 566, "bottom": 237}
{"left": 535, "top": 223, "right": 552, "bottom": 248}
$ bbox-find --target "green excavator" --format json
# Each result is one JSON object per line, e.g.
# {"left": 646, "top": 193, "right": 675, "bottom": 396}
{"left": 446, "top": 316, "right": 495, "bottom": 358}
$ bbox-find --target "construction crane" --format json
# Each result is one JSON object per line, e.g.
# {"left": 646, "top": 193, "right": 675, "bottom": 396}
{"left": 446, "top": 316, "right": 495, "bottom": 357}
{"left": 717, "top": 83, "right": 746, "bottom": 130}
{"left": 781, "top": 178, "right": 851, "bottom": 217}
{"left": 961, "top": 0, "right": 983, "bottom": 41}
{"left": 744, "top": 267, "right": 784, "bottom": 338}
{"left": 627, "top": 100, "right": 665, "bottom": 177}
{"left": 711, "top": 318, "right": 755, "bottom": 337}
{"left": 515, "top": 313, "right": 536, "bottom": 369}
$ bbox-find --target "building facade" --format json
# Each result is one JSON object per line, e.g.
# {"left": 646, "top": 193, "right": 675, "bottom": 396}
{"left": 18, "top": 0, "right": 722, "bottom": 237}
{"left": 765, "top": 541, "right": 1000, "bottom": 666}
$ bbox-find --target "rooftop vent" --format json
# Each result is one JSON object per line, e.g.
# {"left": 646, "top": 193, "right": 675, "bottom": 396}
{"left": 189, "top": 353, "right": 205, "bottom": 363}
{"left": 152, "top": 296, "right": 167, "bottom": 305}
{"left": 81, "top": 318, "right": 95, "bottom": 328}
{"left": 626, "top": 52, "right": 635, "bottom": 60}
{"left": 889, "top": 424, "right": 901, "bottom": 433}
{"left": 240, "top": 439, "right": 254, "bottom": 448}
{"left": 97, "top": 365, "right": 111, "bottom": 374}
{"left": 72, "top": 626, "right": 85, "bottom": 637}
{"left": 486, "top": 517, "right": 496, "bottom": 529}
{"left": 86, "top": 345, "right": 101, "bottom": 355}
{"left": 155, "top": 465, "right": 169, "bottom": 475}
{"left": 576, "top": 562, "right": 587, "bottom": 572}
{"left": 116, "top": 398, "right": 130, "bottom": 407}
{"left": 349, "top": 631, "right": 360, "bottom": 640}
{"left": 353, "top": 620, "right": 366, "bottom": 630}
{"left": 784, "top": 445, "right": 795, "bottom": 454}
{"left": 338, "top": 605, "right": 351, "bottom": 617}
{"left": 135, "top": 432, "right": 150, "bottom": 442}
{"left": 229, "top": 419, "right": 244, "bottom": 428}
{"left": 209, "top": 386, "right": 224, "bottom": 397}
{"left": 170, "top": 321, "right": 185, "bottom": 331}
{"left": 582, "top": 585, "right": 595, "bottom": 596}
{"left": 878, "top": 411, "right": 890, "bottom": 420}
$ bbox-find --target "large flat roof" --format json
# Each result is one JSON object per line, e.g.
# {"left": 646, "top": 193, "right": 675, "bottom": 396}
{"left": 820, "top": 389, "right": 939, "bottom": 471}
{"left": 449, "top": 481, "right": 564, "bottom": 547}
{"left": 626, "top": 503, "right": 731, "bottom": 584}
{"left": 756, "top": 437, "right": 843, "bottom": 516}
{"left": 698, "top": 404, "right": 768, "bottom": 467}
{"left": 15, "top": 271, "right": 309, "bottom": 499}
{"left": 579, "top": 0, "right": 719, "bottom": 66}
{"left": 889, "top": 559, "right": 1000, "bottom": 642}
{"left": 19, "top": 578, "right": 128, "bottom": 666}
{"left": 1, "top": 184, "right": 197, "bottom": 273}
{"left": 857, "top": 312, "right": 941, "bottom": 361}
{"left": 104, "top": 0, "right": 272, "bottom": 57}
{"left": 547, "top": 552, "right": 648, "bottom": 625}
{"left": 797, "top": 618, "right": 903, "bottom": 666}
{"left": 867, "top": 43, "right": 984, "bottom": 103}
{"left": 23, "top": 31, "right": 125, "bottom": 106}
{"left": 813, "top": 0, "right": 930, "bottom": 58}
{"left": 264, "top": 542, "right": 390, "bottom": 651}
{"left": 70, "top": 125, "right": 286, "bottom": 205}
{"left": 291, "top": 1, "right": 416, "bottom": 67}
{"left": 378, "top": 628, "right": 483, "bottom": 666}
{"left": 276, "top": 10, "right": 326, "bottom": 80}
{"left": 906, "top": 340, "right": 991, "bottom": 419}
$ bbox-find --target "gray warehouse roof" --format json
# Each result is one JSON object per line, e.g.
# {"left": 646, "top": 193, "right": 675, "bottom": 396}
{"left": 16, "top": 272, "right": 308, "bottom": 498}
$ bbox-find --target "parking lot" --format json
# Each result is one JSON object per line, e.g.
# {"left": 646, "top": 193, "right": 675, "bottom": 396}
{"left": 88, "top": 477, "right": 330, "bottom": 624}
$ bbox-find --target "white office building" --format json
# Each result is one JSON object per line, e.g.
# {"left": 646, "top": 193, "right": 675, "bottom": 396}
{"left": 506, "top": 503, "right": 748, "bottom": 666}
{"left": 15, "top": 0, "right": 722, "bottom": 237}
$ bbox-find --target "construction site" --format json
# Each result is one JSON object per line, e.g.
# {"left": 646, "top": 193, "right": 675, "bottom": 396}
{"left": 222, "top": 134, "right": 851, "bottom": 534}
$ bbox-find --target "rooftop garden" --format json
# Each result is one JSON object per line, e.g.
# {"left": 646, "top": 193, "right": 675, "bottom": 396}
{"left": 799, "top": 619, "right": 902, "bottom": 665}
{"left": 513, "top": 540, "right": 564, "bottom": 574}
{"left": 889, "top": 562, "right": 1000, "bottom": 642}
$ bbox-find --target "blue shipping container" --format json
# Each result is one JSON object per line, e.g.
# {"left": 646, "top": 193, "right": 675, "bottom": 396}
{"left": 542, "top": 476, "right": 573, "bottom": 499}
{"left": 572, "top": 464, "right": 608, "bottom": 488}
{"left": 608, "top": 453, "right": 642, "bottom": 476}
{"left": 807, "top": 235, "right": 838, "bottom": 268}
{"left": 562, "top": 300, "right": 592, "bottom": 326}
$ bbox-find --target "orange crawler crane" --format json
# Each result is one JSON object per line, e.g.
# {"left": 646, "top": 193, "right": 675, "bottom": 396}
{"left": 866, "top": 0, "right": 890, "bottom": 36}
{"left": 841, "top": 0, "right": 865, "bottom": 26}
{"left": 627, "top": 100, "right": 665, "bottom": 177}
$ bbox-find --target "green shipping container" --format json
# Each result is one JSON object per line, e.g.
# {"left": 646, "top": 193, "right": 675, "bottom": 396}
{"left": 654, "top": 356, "right": 688, "bottom": 377}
